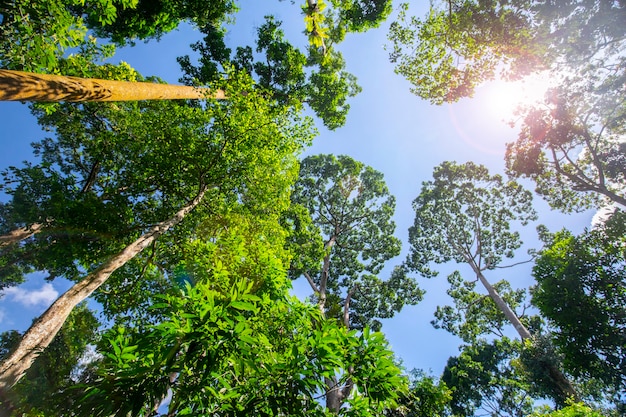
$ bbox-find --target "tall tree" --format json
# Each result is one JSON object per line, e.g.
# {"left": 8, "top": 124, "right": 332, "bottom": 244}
{"left": 532, "top": 210, "right": 626, "bottom": 404}
{"left": 0, "top": 70, "right": 313, "bottom": 395}
{"left": 0, "top": 69, "right": 226, "bottom": 102}
{"left": 0, "top": 303, "right": 99, "bottom": 416}
{"left": 506, "top": 82, "right": 626, "bottom": 213}
{"left": 286, "top": 153, "right": 422, "bottom": 413}
{"left": 405, "top": 161, "right": 577, "bottom": 403}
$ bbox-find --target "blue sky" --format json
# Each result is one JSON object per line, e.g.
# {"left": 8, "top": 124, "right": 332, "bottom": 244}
{"left": 0, "top": 1, "right": 595, "bottom": 377}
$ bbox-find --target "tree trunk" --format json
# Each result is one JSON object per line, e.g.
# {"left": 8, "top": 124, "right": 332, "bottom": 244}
{"left": 475, "top": 270, "right": 532, "bottom": 340}
{"left": 0, "top": 70, "right": 226, "bottom": 102}
{"left": 0, "top": 186, "right": 207, "bottom": 394}
{"left": 474, "top": 269, "right": 578, "bottom": 401}
{"left": 0, "top": 222, "right": 44, "bottom": 247}
{"left": 325, "top": 376, "right": 343, "bottom": 413}
{"left": 318, "top": 236, "right": 336, "bottom": 313}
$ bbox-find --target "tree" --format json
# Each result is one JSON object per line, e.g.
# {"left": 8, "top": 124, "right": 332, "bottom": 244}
{"left": 442, "top": 338, "right": 536, "bottom": 417}
{"left": 432, "top": 271, "right": 536, "bottom": 345}
{"left": 0, "top": 70, "right": 313, "bottom": 394}
{"left": 387, "top": 1, "right": 626, "bottom": 214}
{"left": 0, "top": 0, "right": 235, "bottom": 72}
{"left": 405, "top": 161, "right": 578, "bottom": 403}
{"left": 386, "top": 370, "right": 452, "bottom": 417}
{"left": 387, "top": 1, "right": 543, "bottom": 103}
{"left": 406, "top": 161, "right": 537, "bottom": 339}
{"left": 289, "top": 154, "right": 421, "bottom": 329}
{"left": 506, "top": 83, "right": 626, "bottom": 213}
{"left": 304, "top": 0, "right": 393, "bottom": 49}
{"left": 387, "top": 0, "right": 626, "bottom": 104}
{"left": 286, "top": 153, "right": 422, "bottom": 413}
{"left": 177, "top": 16, "right": 362, "bottom": 130}
{"left": 532, "top": 211, "right": 626, "bottom": 401}
{"left": 82, "top": 0, "right": 236, "bottom": 45}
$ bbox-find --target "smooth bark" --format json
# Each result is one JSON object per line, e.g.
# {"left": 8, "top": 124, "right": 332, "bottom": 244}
{"left": 470, "top": 267, "right": 578, "bottom": 401}
{"left": 0, "top": 186, "right": 207, "bottom": 394}
{"left": 0, "top": 70, "right": 226, "bottom": 102}
{"left": 474, "top": 270, "right": 533, "bottom": 341}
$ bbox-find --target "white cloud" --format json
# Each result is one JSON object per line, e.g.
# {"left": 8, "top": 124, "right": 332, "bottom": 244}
{"left": 1, "top": 283, "right": 59, "bottom": 308}
{"left": 591, "top": 204, "right": 619, "bottom": 228}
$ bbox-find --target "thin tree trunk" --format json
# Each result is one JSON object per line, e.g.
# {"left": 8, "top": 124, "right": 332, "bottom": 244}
{"left": 0, "top": 222, "right": 44, "bottom": 247}
{"left": 474, "top": 269, "right": 578, "bottom": 401}
{"left": 325, "top": 376, "right": 343, "bottom": 413}
{"left": 343, "top": 286, "right": 355, "bottom": 328}
{"left": 0, "top": 69, "right": 227, "bottom": 102}
{"left": 0, "top": 186, "right": 207, "bottom": 393}
{"left": 318, "top": 236, "right": 336, "bottom": 313}
{"left": 475, "top": 270, "right": 532, "bottom": 340}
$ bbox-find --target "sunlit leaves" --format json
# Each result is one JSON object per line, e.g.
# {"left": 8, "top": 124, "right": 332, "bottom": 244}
{"left": 71, "top": 259, "right": 405, "bottom": 416}
{"left": 506, "top": 83, "right": 626, "bottom": 212}
{"left": 388, "top": 1, "right": 542, "bottom": 103}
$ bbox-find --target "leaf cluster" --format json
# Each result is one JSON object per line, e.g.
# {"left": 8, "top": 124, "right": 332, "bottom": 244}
{"left": 406, "top": 161, "right": 537, "bottom": 277}
{"left": 177, "top": 16, "right": 362, "bottom": 130}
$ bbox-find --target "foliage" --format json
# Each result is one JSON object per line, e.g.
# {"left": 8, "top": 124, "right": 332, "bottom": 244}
{"left": 432, "top": 271, "right": 534, "bottom": 344}
{"left": 178, "top": 16, "right": 361, "bottom": 130}
{"left": 532, "top": 211, "right": 626, "bottom": 395}
{"left": 387, "top": 0, "right": 626, "bottom": 103}
{"left": 0, "top": 0, "right": 236, "bottom": 72}
{"left": 83, "top": 0, "right": 237, "bottom": 44}
{"left": 388, "top": 1, "right": 543, "bottom": 103}
{"left": 0, "top": 0, "right": 92, "bottom": 72}
{"left": 442, "top": 338, "right": 536, "bottom": 417}
{"left": 287, "top": 154, "right": 421, "bottom": 330}
{"left": 406, "top": 161, "right": 537, "bottom": 277}
{"left": 506, "top": 81, "right": 626, "bottom": 212}
{"left": 530, "top": 400, "right": 606, "bottom": 417}
{"left": 64, "top": 247, "right": 406, "bottom": 416}
{"left": 0, "top": 63, "right": 313, "bottom": 317}
{"left": 304, "top": 0, "right": 392, "bottom": 48}
{"left": 405, "top": 161, "right": 581, "bottom": 407}
{"left": 386, "top": 370, "right": 452, "bottom": 417}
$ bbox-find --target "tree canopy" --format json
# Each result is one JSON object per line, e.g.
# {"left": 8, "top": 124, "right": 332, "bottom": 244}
{"left": 533, "top": 211, "right": 626, "bottom": 404}
{"left": 1, "top": 1, "right": 625, "bottom": 416}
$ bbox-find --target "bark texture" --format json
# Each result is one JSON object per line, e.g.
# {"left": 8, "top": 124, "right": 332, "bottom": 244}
{"left": 0, "top": 69, "right": 226, "bottom": 102}
{"left": 0, "top": 186, "right": 207, "bottom": 394}
{"left": 0, "top": 222, "right": 44, "bottom": 247}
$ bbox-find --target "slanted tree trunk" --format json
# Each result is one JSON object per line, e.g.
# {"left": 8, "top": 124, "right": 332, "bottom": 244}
{"left": 471, "top": 267, "right": 578, "bottom": 401}
{"left": 474, "top": 270, "right": 533, "bottom": 340}
{"left": 0, "top": 185, "right": 208, "bottom": 394}
{"left": 0, "top": 69, "right": 226, "bottom": 102}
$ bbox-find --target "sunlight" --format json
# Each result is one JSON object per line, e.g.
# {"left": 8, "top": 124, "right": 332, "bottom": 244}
{"left": 481, "top": 74, "right": 554, "bottom": 123}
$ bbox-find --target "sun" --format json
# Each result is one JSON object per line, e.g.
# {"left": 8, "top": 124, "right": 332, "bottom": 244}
{"left": 479, "top": 74, "right": 553, "bottom": 123}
